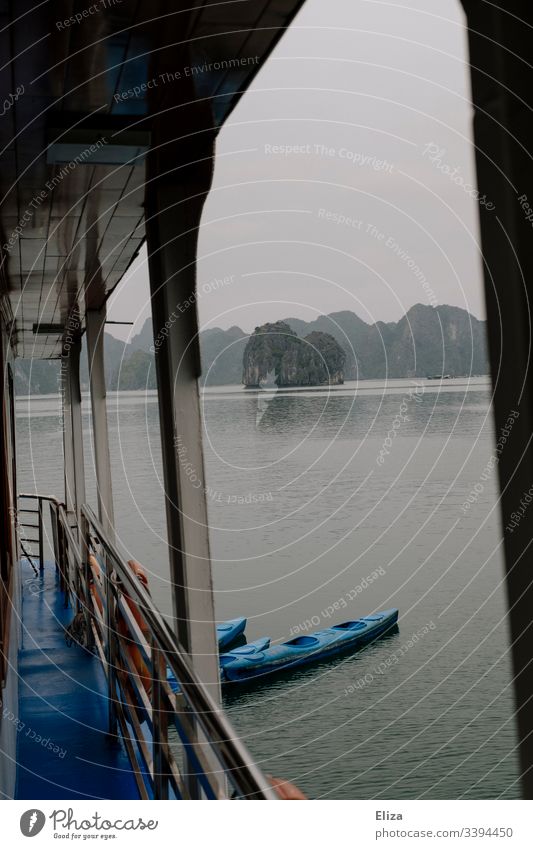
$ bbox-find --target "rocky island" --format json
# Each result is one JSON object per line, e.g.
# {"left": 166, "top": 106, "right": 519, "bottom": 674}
{"left": 12, "top": 305, "right": 489, "bottom": 394}
{"left": 242, "top": 321, "right": 346, "bottom": 387}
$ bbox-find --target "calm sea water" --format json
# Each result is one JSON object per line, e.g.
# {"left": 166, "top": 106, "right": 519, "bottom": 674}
{"left": 15, "top": 377, "right": 520, "bottom": 799}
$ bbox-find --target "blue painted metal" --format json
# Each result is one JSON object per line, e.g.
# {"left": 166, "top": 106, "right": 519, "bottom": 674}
{"left": 216, "top": 617, "right": 246, "bottom": 650}
{"left": 15, "top": 561, "right": 140, "bottom": 800}
{"left": 221, "top": 609, "right": 399, "bottom": 683}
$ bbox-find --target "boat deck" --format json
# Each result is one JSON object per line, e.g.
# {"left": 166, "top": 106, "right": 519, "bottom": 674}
{"left": 15, "top": 560, "right": 140, "bottom": 800}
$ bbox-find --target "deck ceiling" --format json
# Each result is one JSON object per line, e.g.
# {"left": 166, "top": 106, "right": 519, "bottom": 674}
{"left": 0, "top": 0, "right": 306, "bottom": 359}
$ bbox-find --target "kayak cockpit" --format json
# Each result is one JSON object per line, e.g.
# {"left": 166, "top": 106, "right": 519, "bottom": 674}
{"left": 285, "top": 636, "right": 321, "bottom": 647}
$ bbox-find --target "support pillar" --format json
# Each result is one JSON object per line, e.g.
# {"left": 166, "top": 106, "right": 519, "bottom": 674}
{"left": 62, "top": 339, "right": 86, "bottom": 528}
{"left": 85, "top": 308, "right": 115, "bottom": 541}
{"left": 0, "top": 325, "right": 14, "bottom": 580}
{"left": 0, "top": 319, "right": 15, "bottom": 677}
{"left": 144, "top": 97, "right": 220, "bottom": 701}
{"left": 461, "top": 1, "right": 533, "bottom": 797}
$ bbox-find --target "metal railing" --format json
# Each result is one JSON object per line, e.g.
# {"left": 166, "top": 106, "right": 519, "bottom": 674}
{"left": 18, "top": 494, "right": 75, "bottom": 606}
{"left": 17, "top": 494, "right": 276, "bottom": 800}
{"left": 17, "top": 493, "right": 48, "bottom": 568}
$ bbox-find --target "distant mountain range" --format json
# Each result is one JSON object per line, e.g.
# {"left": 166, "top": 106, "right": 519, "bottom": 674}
{"left": 199, "top": 303, "right": 489, "bottom": 383}
{"left": 13, "top": 304, "right": 489, "bottom": 395}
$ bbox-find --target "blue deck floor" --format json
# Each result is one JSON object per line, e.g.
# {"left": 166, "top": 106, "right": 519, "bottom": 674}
{"left": 16, "top": 560, "right": 140, "bottom": 800}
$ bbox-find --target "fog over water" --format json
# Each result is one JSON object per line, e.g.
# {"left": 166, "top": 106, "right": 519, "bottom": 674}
{"left": 107, "top": 0, "right": 483, "bottom": 343}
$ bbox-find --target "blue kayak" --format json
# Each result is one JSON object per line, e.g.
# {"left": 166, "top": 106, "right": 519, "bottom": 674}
{"left": 219, "top": 637, "right": 271, "bottom": 669}
{"left": 221, "top": 609, "right": 399, "bottom": 683}
{"left": 167, "top": 638, "right": 271, "bottom": 692}
{"left": 219, "top": 638, "right": 271, "bottom": 682}
{"left": 217, "top": 617, "right": 246, "bottom": 649}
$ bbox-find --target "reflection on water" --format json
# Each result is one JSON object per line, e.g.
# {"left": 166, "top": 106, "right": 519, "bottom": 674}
{"left": 16, "top": 376, "right": 519, "bottom": 799}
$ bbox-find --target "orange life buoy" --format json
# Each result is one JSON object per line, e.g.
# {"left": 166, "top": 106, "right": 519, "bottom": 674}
{"left": 89, "top": 556, "right": 161, "bottom": 703}
{"left": 117, "top": 559, "right": 153, "bottom": 697}
{"left": 88, "top": 554, "right": 104, "bottom": 616}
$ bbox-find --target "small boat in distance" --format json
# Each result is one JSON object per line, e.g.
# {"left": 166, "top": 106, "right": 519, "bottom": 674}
{"left": 222, "top": 609, "right": 399, "bottom": 683}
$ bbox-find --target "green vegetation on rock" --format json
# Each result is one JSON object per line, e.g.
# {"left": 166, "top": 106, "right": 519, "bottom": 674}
{"left": 13, "top": 304, "right": 490, "bottom": 395}
{"left": 242, "top": 321, "right": 346, "bottom": 387}
{"left": 110, "top": 350, "right": 157, "bottom": 390}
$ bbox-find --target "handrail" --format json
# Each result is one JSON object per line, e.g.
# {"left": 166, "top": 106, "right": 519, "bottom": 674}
{"left": 81, "top": 503, "right": 275, "bottom": 800}
{"left": 18, "top": 492, "right": 276, "bottom": 800}
{"left": 17, "top": 493, "right": 60, "bottom": 568}
{"left": 18, "top": 494, "right": 73, "bottom": 604}
{"left": 18, "top": 493, "right": 61, "bottom": 503}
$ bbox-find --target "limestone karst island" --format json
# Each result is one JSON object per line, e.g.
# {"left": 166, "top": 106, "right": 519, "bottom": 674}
{"left": 242, "top": 321, "right": 346, "bottom": 387}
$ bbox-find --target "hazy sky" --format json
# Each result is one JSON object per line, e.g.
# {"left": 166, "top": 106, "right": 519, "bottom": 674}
{"left": 107, "top": 0, "right": 484, "bottom": 342}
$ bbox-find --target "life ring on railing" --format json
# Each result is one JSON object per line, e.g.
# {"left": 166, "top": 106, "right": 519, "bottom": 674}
{"left": 88, "top": 554, "right": 104, "bottom": 616}
{"left": 116, "top": 559, "right": 153, "bottom": 698}
{"left": 87, "top": 554, "right": 152, "bottom": 696}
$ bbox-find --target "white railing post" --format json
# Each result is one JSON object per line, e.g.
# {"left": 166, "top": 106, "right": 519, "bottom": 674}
{"left": 62, "top": 335, "right": 86, "bottom": 529}
{"left": 85, "top": 307, "right": 115, "bottom": 541}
